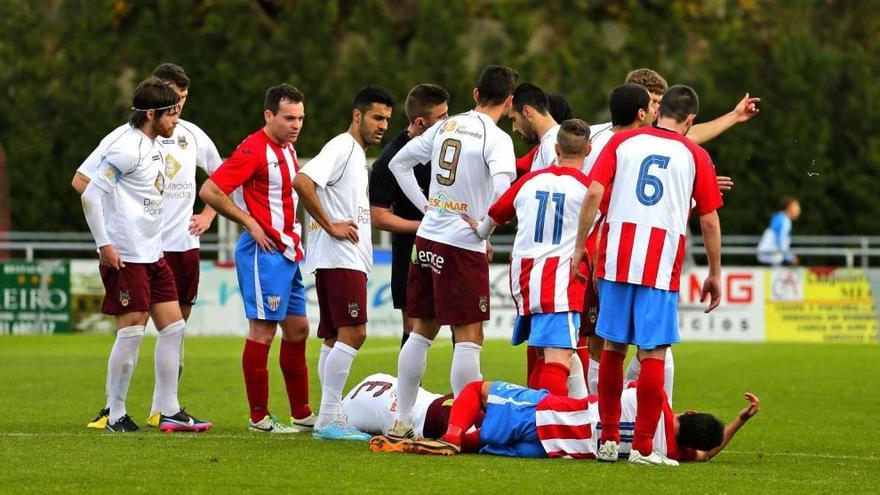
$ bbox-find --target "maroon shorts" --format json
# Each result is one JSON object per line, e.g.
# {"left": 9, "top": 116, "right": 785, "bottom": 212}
{"left": 163, "top": 249, "right": 200, "bottom": 305}
{"left": 99, "top": 258, "right": 178, "bottom": 315}
{"left": 579, "top": 268, "right": 600, "bottom": 337}
{"left": 315, "top": 268, "right": 368, "bottom": 339}
{"left": 406, "top": 236, "right": 490, "bottom": 326}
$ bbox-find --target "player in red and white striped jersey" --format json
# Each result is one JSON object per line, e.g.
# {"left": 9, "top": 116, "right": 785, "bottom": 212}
{"left": 571, "top": 85, "right": 724, "bottom": 466}
{"left": 464, "top": 120, "right": 593, "bottom": 397}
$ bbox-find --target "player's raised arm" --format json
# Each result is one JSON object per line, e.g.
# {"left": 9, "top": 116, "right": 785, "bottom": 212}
{"left": 695, "top": 393, "right": 760, "bottom": 462}
{"left": 687, "top": 93, "right": 761, "bottom": 145}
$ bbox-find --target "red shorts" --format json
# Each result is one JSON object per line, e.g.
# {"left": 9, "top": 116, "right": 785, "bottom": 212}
{"left": 99, "top": 258, "right": 178, "bottom": 315}
{"left": 163, "top": 249, "right": 200, "bottom": 305}
{"left": 406, "top": 236, "right": 490, "bottom": 326}
{"left": 315, "top": 268, "right": 368, "bottom": 339}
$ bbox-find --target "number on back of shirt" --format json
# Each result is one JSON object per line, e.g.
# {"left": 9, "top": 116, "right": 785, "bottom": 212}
{"left": 534, "top": 190, "right": 565, "bottom": 244}
{"left": 436, "top": 138, "right": 462, "bottom": 186}
{"left": 636, "top": 154, "right": 670, "bottom": 206}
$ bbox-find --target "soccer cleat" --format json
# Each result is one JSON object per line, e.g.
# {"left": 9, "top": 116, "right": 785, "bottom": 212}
{"left": 312, "top": 419, "right": 371, "bottom": 441}
{"left": 249, "top": 415, "right": 295, "bottom": 434}
{"left": 290, "top": 413, "right": 317, "bottom": 432}
{"left": 403, "top": 438, "right": 460, "bottom": 456}
{"left": 597, "top": 440, "right": 620, "bottom": 462}
{"left": 369, "top": 435, "right": 413, "bottom": 453}
{"left": 628, "top": 449, "right": 680, "bottom": 466}
{"left": 387, "top": 419, "right": 415, "bottom": 439}
{"left": 105, "top": 415, "right": 140, "bottom": 432}
{"left": 146, "top": 412, "right": 161, "bottom": 428}
{"left": 158, "top": 409, "right": 212, "bottom": 432}
{"left": 87, "top": 407, "right": 110, "bottom": 430}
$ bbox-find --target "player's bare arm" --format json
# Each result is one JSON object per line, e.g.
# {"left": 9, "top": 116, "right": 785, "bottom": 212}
{"left": 199, "top": 178, "right": 274, "bottom": 252}
{"left": 699, "top": 210, "right": 722, "bottom": 313}
{"left": 71, "top": 171, "right": 90, "bottom": 195}
{"left": 370, "top": 205, "right": 420, "bottom": 234}
{"left": 694, "top": 392, "right": 760, "bottom": 462}
{"left": 292, "top": 173, "right": 358, "bottom": 243}
{"left": 687, "top": 93, "right": 761, "bottom": 145}
{"left": 571, "top": 181, "right": 605, "bottom": 281}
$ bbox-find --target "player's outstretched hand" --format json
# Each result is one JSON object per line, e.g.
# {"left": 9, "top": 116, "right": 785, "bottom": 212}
{"left": 716, "top": 176, "right": 734, "bottom": 195}
{"left": 460, "top": 214, "right": 479, "bottom": 232}
{"left": 330, "top": 220, "right": 359, "bottom": 243}
{"left": 189, "top": 212, "right": 213, "bottom": 236}
{"left": 733, "top": 93, "right": 761, "bottom": 123}
{"left": 700, "top": 274, "right": 722, "bottom": 313}
{"left": 246, "top": 222, "right": 275, "bottom": 253}
{"left": 99, "top": 245, "right": 125, "bottom": 270}
{"left": 740, "top": 392, "right": 760, "bottom": 420}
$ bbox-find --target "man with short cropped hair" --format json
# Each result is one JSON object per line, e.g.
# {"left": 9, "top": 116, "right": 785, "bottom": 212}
{"left": 293, "top": 86, "right": 394, "bottom": 441}
{"left": 509, "top": 83, "right": 559, "bottom": 172}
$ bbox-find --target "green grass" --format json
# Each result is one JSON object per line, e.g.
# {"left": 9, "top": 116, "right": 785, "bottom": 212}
{"left": 1, "top": 335, "right": 878, "bottom": 494}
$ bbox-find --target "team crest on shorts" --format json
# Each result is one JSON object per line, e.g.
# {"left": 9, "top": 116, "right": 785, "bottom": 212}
{"left": 267, "top": 295, "right": 281, "bottom": 312}
{"left": 348, "top": 302, "right": 360, "bottom": 318}
{"left": 588, "top": 307, "right": 598, "bottom": 324}
{"left": 119, "top": 290, "right": 130, "bottom": 307}
{"left": 177, "top": 135, "right": 188, "bottom": 150}
{"left": 478, "top": 296, "right": 488, "bottom": 313}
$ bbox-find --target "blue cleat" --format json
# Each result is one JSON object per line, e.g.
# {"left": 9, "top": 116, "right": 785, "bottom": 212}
{"left": 313, "top": 419, "right": 371, "bottom": 441}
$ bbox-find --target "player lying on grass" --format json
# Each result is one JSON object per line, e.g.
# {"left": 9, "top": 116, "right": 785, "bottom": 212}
{"left": 376, "top": 380, "right": 758, "bottom": 466}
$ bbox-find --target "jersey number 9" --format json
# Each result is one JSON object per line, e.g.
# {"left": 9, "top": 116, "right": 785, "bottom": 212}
{"left": 436, "top": 138, "right": 462, "bottom": 186}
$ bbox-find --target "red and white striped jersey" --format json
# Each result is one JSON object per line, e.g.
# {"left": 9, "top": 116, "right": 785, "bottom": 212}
{"left": 588, "top": 126, "right": 722, "bottom": 291}
{"left": 535, "top": 394, "right": 599, "bottom": 459}
{"left": 488, "top": 167, "right": 589, "bottom": 315}
{"left": 210, "top": 129, "right": 304, "bottom": 261}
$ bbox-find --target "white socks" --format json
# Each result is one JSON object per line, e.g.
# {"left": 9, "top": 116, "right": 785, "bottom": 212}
{"left": 107, "top": 326, "right": 145, "bottom": 423}
{"left": 154, "top": 320, "right": 185, "bottom": 416}
{"left": 317, "top": 343, "right": 333, "bottom": 386}
{"left": 623, "top": 348, "right": 675, "bottom": 404}
{"left": 150, "top": 333, "right": 185, "bottom": 416}
{"left": 451, "top": 342, "right": 482, "bottom": 397}
{"left": 316, "top": 342, "right": 357, "bottom": 428}
{"left": 567, "top": 353, "right": 588, "bottom": 399}
{"left": 588, "top": 358, "right": 600, "bottom": 396}
{"left": 395, "top": 333, "right": 432, "bottom": 425}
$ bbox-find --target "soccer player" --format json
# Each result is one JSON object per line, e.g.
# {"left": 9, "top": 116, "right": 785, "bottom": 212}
{"left": 571, "top": 85, "right": 724, "bottom": 466}
{"left": 369, "top": 84, "right": 450, "bottom": 346}
{"left": 463, "top": 119, "right": 593, "bottom": 397}
{"left": 80, "top": 77, "right": 211, "bottom": 432}
{"left": 509, "top": 83, "right": 560, "bottom": 172}
{"left": 515, "top": 93, "right": 572, "bottom": 179}
{"left": 400, "top": 379, "right": 759, "bottom": 464}
{"left": 292, "top": 86, "right": 393, "bottom": 441}
{"left": 75, "top": 64, "right": 222, "bottom": 430}
{"left": 757, "top": 196, "right": 801, "bottom": 266}
{"left": 387, "top": 65, "right": 519, "bottom": 439}
{"left": 199, "top": 84, "right": 313, "bottom": 433}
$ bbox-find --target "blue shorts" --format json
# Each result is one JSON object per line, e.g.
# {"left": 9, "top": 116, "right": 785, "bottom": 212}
{"left": 512, "top": 312, "right": 580, "bottom": 349}
{"left": 479, "top": 382, "right": 548, "bottom": 458}
{"left": 595, "top": 279, "right": 678, "bottom": 349}
{"left": 235, "top": 231, "right": 306, "bottom": 321}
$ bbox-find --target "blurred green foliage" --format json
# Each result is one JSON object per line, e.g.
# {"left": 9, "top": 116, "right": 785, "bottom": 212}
{"left": 1, "top": 0, "right": 878, "bottom": 235}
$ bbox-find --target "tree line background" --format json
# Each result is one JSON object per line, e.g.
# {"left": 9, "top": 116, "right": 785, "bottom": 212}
{"left": 1, "top": 0, "right": 878, "bottom": 237}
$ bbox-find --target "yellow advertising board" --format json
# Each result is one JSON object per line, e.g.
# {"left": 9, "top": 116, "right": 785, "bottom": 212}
{"left": 764, "top": 268, "right": 877, "bottom": 343}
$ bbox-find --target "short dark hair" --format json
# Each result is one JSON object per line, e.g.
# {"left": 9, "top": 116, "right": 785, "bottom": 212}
{"left": 676, "top": 413, "right": 724, "bottom": 451}
{"left": 152, "top": 63, "right": 190, "bottom": 90}
{"left": 557, "top": 119, "right": 591, "bottom": 156}
{"left": 353, "top": 85, "right": 394, "bottom": 113}
{"left": 476, "top": 64, "right": 519, "bottom": 106}
{"left": 610, "top": 83, "right": 650, "bottom": 126}
{"left": 264, "top": 83, "right": 304, "bottom": 115}
{"left": 625, "top": 68, "right": 668, "bottom": 95}
{"left": 659, "top": 85, "right": 700, "bottom": 123}
{"left": 548, "top": 93, "right": 573, "bottom": 123}
{"left": 128, "top": 76, "right": 180, "bottom": 127}
{"left": 512, "top": 82, "right": 549, "bottom": 115}
{"left": 780, "top": 195, "right": 799, "bottom": 210}
{"left": 405, "top": 84, "right": 449, "bottom": 122}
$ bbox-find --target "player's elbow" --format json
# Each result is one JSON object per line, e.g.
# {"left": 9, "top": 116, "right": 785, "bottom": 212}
{"left": 199, "top": 180, "right": 221, "bottom": 206}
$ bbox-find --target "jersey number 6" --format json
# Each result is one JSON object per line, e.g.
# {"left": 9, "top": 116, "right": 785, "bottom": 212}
{"left": 636, "top": 154, "right": 670, "bottom": 206}
{"left": 436, "top": 138, "right": 462, "bottom": 186}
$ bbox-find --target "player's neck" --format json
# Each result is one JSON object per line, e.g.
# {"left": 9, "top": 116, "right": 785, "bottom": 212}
{"left": 612, "top": 121, "right": 641, "bottom": 133}
{"left": 138, "top": 124, "right": 158, "bottom": 141}
{"left": 405, "top": 123, "right": 420, "bottom": 139}
{"left": 557, "top": 158, "right": 581, "bottom": 169}
{"left": 655, "top": 117, "right": 688, "bottom": 136}
{"left": 261, "top": 125, "right": 290, "bottom": 147}
{"left": 347, "top": 124, "right": 369, "bottom": 151}
{"left": 473, "top": 104, "right": 505, "bottom": 123}
{"left": 533, "top": 115, "right": 558, "bottom": 141}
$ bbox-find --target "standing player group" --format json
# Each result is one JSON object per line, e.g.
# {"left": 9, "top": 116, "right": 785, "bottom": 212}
{"left": 76, "top": 62, "right": 760, "bottom": 461}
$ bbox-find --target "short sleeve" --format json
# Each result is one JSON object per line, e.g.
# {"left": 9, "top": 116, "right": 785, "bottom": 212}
{"left": 692, "top": 147, "right": 723, "bottom": 215}
{"left": 369, "top": 149, "right": 398, "bottom": 208}
{"left": 586, "top": 134, "right": 621, "bottom": 188}
{"left": 398, "top": 125, "right": 436, "bottom": 167}
{"left": 91, "top": 162, "right": 122, "bottom": 193}
{"left": 103, "top": 145, "right": 139, "bottom": 175}
{"left": 195, "top": 127, "right": 223, "bottom": 175}
{"left": 489, "top": 169, "right": 535, "bottom": 224}
{"left": 210, "top": 143, "right": 261, "bottom": 194}
{"left": 299, "top": 137, "right": 351, "bottom": 189}
{"left": 486, "top": 132, "right": 516, "bottom": 177}
{"left": 515, "top": 145, "right": 539, "bottom": 178}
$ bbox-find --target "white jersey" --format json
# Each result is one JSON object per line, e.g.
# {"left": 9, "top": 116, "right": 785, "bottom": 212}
{"left": 583, "top": 122, "right": 613, "bottom": 175}
{"left": 530, "top": 124, "right": 560, "bottom": 172}
{"left": 341, "top": 373, "right": 443, "bottom": 438}
{"left": 78, "top": 120, "right": 221, "bottom": 252}
{"left": 299, "top": 133, "right": 372, "bottom": 274}
{"left": 396, "top": 110, "right": 516, "bottom": 252}
{"left": 91, "top": 127, "right": 168, "bottom": 263}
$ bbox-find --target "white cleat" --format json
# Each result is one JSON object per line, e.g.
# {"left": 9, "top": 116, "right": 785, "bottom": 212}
{"left": 597, "top": 440, "right": 620, "bottom": 462}
{"left": 628, "top": 449, "right": 679, "bottom": 466}
{"left": 248, "top": 415, "right": 296, "bottom": 433}
{"left": 290, "top": 413, "right": 317, "bottom": 432}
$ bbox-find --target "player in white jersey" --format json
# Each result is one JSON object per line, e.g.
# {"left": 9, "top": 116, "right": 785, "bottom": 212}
{"left": 293, "top": 86, "right": 393, "bottom": 441}
{"left": 79, "top": 78, "right": 210, "bottom": 433}
{"left": 509, "top": 83, "right": 560, "bottom": 172}
{"left": 385, "top": 65, "right": 518, "bottom": 441}
{"left": 462, "top": 120, "right": 593, "bottom": 399}
{"left": 75, "top": 64, "right": 222, "bottom": 430}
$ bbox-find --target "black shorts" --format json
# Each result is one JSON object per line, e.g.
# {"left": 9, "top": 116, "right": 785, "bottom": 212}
{"left": 391, "top": 234, "right": 416, "bottom": 310}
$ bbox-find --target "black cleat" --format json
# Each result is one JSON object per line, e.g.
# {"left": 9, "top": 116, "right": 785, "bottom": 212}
{"left": 105, "top": 415, "right": 140, "bottom": 432}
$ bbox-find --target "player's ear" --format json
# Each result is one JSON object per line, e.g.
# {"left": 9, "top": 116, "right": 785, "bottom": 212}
{"left": 584, "top": 143, "right": 592, "bottom": 158}
{"left": 638, "top": 108, "right": 647, "bottom": 122}
{"left": 555, "top": 143, "right": 562, "bottom": 160}
{"left": 263, "top": 109, "right": 273, "bottom": 124}
{"left": 472, "top": 88, "right": 480, "bottom": 105}
{"left": 684, "top": 113, "right": 697, "bottom": 127}
{"left": 146, "top": 109, "right": 155, "bottom": 122}
{"left": 352, "top": 107, "right": 362, "bottom": 125}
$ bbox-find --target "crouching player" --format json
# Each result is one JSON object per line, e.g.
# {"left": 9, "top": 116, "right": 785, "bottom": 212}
{"left": 402, "top": 380, "right": 759, "bottom": 464}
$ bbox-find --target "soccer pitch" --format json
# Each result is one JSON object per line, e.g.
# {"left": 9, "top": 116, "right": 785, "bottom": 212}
{"left": 1, "top": 335, "right": 878, "bottom": 493}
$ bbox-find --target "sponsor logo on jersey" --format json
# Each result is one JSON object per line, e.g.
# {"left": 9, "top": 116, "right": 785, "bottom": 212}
{"left": 177, "top": 135, "right": 188, "bottom": 150}
{"left": 152, "top": 154, "right": 161, "bottom": 161}
{"left": 165, "top": 154, "right": 182, "bottom": 181}
{"left": 428, "top": 191, "right": 468, "bottom": 213}
{"left": 443, "top": 120, "right": 458, "bottom": 133}
{"left": 267, "top": 295, "right": 281, "bottom": 312}
{"left": 154, "top": 172, "right": 165, "bottom": 196}
{"left": 416, "top": 249, "right": 444, "bottom": 274}
{"left": 479, "top": 296, "right": 488, "bottom": 313}
{"left": 119, "top": 290, "right": 130, "bottom": 307}
{"left": 348, "top": 302, "right": 360, "bottom": 318}
{"left": 161, "top": 139, "right": 175, "bottom": 145}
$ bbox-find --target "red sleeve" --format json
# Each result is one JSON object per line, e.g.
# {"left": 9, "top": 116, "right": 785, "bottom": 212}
{"left": 691, "top": 146, "right": 723, "bottom": 215}
{"left": 586, "top": 133, "right": 623, "bottom": 188}
{"left": 515, "top": 145, "right": 539, "bottom": 179}
{"left": 488, "top": 169, "right": 535, "bottom": 224}
{"left": 210, "top": 141, "right": 261, "bottom": 195}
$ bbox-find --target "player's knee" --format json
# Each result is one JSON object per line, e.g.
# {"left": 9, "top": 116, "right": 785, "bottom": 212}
{"left": 248, "top": 320, "right": 277, "bottom": 345}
